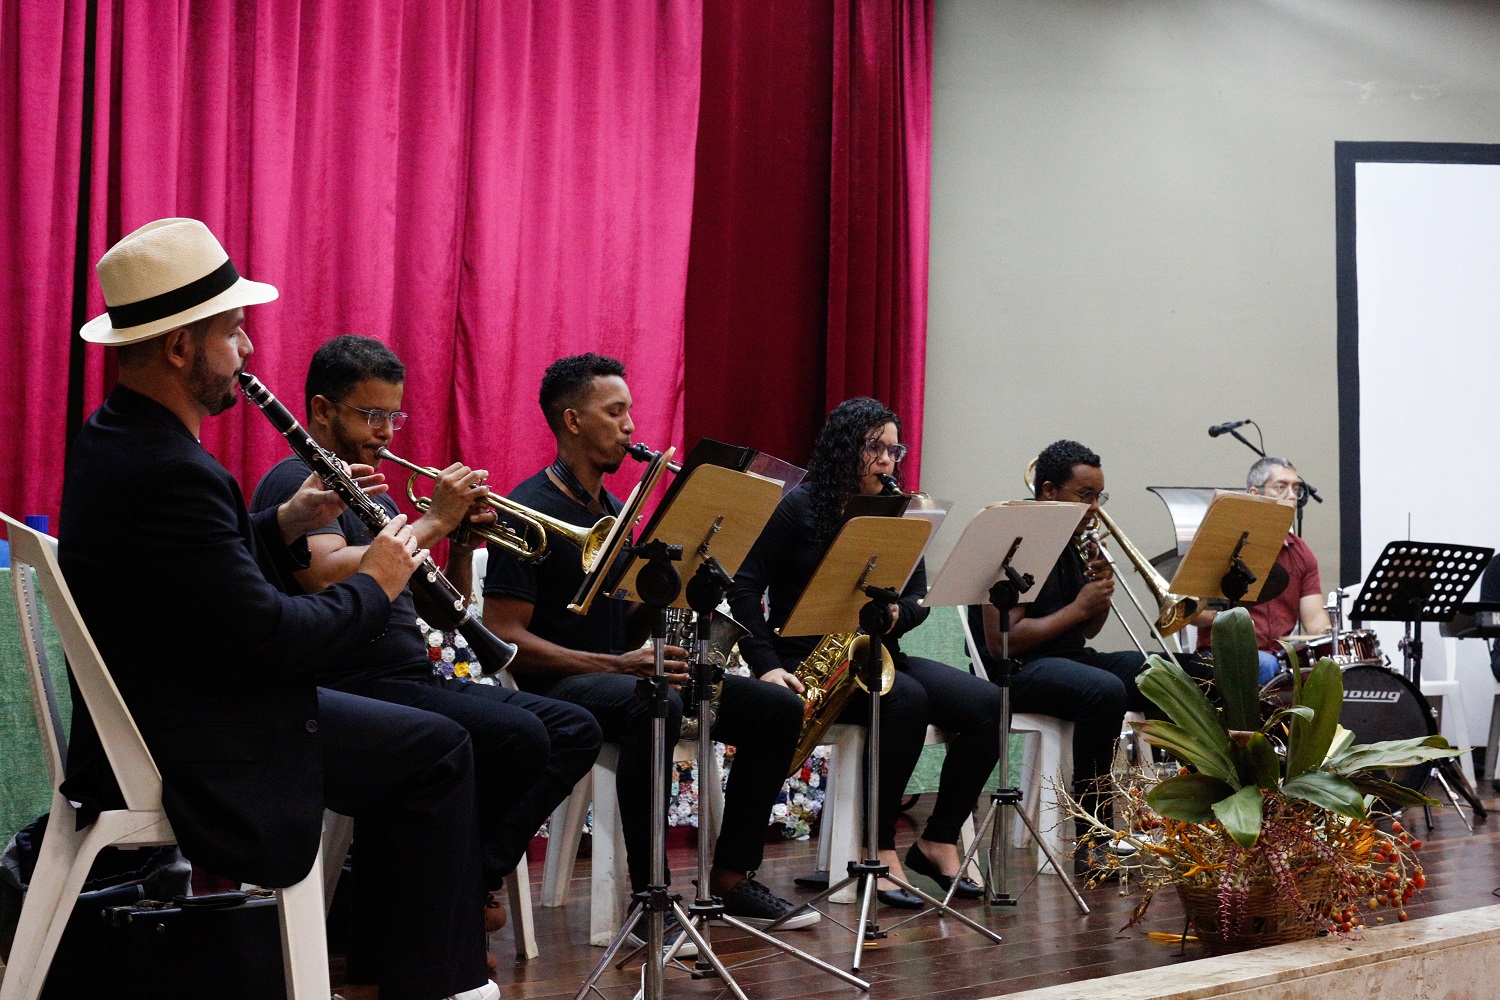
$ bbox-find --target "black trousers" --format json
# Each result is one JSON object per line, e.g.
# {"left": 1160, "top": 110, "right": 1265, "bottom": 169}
{"left": 531, "top": 671, "right": 803, "bottom": 892}
{"left": 359, "top": 674, "right": 603, "bottom": 888}
{"left": 1007, "top": 647, "right": 1149, "bottom": 829}
{"left": 833, "top": 656, "right": 1002, "bottom": 851}
{"left": 319, "top": 688, "right": 486, "bottom": 1000}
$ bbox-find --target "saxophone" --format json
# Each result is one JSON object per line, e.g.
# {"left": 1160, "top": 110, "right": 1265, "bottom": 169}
{"left": 785, "top": 631, "right": 894, "bottom": 778}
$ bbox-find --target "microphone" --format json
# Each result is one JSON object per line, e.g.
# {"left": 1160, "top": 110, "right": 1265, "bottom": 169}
{"left": 1208, "top": 419, "right": 1252, "bottom": 438}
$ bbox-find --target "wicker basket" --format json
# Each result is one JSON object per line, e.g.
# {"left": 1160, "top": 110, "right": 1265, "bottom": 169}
{"left": 1175, "top": 867, "right": 1340, "bottom": 954}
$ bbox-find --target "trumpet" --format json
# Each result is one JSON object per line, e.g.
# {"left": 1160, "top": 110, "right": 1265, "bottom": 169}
{"left": 376, "top": 448, "right": 614, "bottom": 571}
{"left": 1023, "top": 458, "right": 1199, "bottom": 654}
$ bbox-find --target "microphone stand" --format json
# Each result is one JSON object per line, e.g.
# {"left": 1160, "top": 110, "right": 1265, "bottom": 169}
{"left": 1213, "top": 420, "right": 1321, "bottom": 537}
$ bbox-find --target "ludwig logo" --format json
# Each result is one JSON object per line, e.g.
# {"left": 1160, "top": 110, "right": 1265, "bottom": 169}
{"left": 1345, "top": 689, "right": 1401, "bottom": 703}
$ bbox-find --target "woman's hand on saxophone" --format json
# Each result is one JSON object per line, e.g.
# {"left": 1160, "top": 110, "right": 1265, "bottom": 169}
{"left": 761, "top": 667, "right": 805, "bottom": 693}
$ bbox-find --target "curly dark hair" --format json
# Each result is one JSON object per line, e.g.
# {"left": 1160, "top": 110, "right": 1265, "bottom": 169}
{"left": 539, "top": 353, "right": 627, "bottom": 433}
{"left": 305, "top": 335, "right": 406, "bottom": 416}
{"left": 1033, "top": 439, "right": 1101, "bottom": 498}
{"left": 806, "top": 397, "right": 902, "bottom": 541}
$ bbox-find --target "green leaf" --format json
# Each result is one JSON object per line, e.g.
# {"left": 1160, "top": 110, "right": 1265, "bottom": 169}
{"left": 1245, "top": 732, "right": 1282, "bottom": 790}
{"left": 1347, "top": 774, "right": 1442, "bottom": 810}
{"left": 1286, "top": 658, "right": 1343, "bottom": 780}
{"left": 1263, "top": 705, "right": 1315, "bottom": 730}
{"left": 1282, "top": 771, "right": 1367, "bottom": 818}
{"left": 1210, "top": 607, "right": 1261, "bottom": 732}
{"left": 1133, "top": 719, "right": 1240, "bottom": 785}
{"left": 1278, "top": 639, "right": 1305, "bottom": 703}
{"left": 1136, "top": 656, "right": 1236, "bottom": 778}
{"left": 1325, "top": 736, "right": 1462, "bottom": 775}
{"left": 1211, "top": 784, "right": 1264, "bottom": 848}
{"left": 1145, "top": 773, "right": 1235, "bottom": 824}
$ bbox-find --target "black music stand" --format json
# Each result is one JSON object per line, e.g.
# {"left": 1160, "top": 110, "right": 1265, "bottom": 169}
{"left": 922, "top": 500, "right": 1090, "bottom": 913}
{"left": 1350, "top": 540, "right": 1493, "bottom": 826}
{"left": 573, "top": 458, "right": 867, "bottom": 1000}
{"left": 761, "top": 515, "right": 1003, "bottom": 972}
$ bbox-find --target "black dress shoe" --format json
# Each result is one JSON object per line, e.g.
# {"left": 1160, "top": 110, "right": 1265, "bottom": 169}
{"left": 794, "top": 870, "right": 831, "bottom": 891}
{"left": 876, "top": 886, "right": 924, "bottom": 909}
{"left": 904, "top": 844, "right": 983, "bottom": 899}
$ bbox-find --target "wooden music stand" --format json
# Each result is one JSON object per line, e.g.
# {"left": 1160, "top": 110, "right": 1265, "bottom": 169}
{"left": 611, "top": 464, "right": 783, "bottom": 608}
{"left": 777, "top": 516, "right": 931, "bottom": 639}
{"left": 1169, "top": 492, "right": 1295, "bottom": 605}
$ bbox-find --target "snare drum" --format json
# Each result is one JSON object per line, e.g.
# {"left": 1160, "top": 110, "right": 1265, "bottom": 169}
{"left": 1282, "top": 628, "right": 1383, "bottom": 667}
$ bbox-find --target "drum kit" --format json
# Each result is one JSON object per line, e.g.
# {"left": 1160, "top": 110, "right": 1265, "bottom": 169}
{"left": 1258, "top": 592, "right": 1485, "bottom": 826}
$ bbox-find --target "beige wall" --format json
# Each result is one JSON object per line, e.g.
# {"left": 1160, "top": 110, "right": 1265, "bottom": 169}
{"left": 924, "top": 0, "right": 1500, "bottom": 645}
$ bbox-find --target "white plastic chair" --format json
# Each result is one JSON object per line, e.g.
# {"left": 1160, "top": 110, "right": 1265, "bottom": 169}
{"left": 812, "top": 722, "right": 982, "bottom": 901}
{"left": 0, "top": 512, "right": 331, "bottom": 1000}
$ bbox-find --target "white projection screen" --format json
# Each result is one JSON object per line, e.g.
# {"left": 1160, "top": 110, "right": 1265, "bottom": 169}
{"left": 1336, "top": 142, "right": 1500, "bottom": 751}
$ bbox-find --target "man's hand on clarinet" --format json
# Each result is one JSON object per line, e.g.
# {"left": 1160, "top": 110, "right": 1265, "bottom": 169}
{"left": 358, "top": 514, "right": 429, "bottom": 602}
{"left": 277, "top": 464, "right": 386, "bottom": 543}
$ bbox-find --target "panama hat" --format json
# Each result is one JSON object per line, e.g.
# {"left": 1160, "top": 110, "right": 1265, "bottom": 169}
{"left": 80, "top": 218, "right": 278, "bottom": 345}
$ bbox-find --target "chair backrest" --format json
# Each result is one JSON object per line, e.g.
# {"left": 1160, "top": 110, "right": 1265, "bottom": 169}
{"left": 1, "top": 512, "right": 162, "bottom": 812}
{"left": 954, "top": 605, "right": 990, "bottom": 682}
{"left": 8, "top": 541, "right": 68, "bottom": 789}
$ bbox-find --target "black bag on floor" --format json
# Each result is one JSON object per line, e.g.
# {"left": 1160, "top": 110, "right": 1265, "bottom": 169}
{"left": 85, "top": 891, "right": 286, "bottom": 1000}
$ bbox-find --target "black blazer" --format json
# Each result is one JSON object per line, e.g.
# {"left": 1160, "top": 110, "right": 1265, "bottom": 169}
{"left": 58, "top": 386, "right": 392, "bottom": 887}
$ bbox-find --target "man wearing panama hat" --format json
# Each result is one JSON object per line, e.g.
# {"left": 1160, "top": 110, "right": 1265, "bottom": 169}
{"left": 60, "top": 218, "right": 498, "bottom": 1000}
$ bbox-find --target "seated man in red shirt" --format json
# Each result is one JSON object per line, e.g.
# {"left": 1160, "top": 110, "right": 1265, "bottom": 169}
{"left": 1195, "top": 457, "right": 1329, "bottom": 682}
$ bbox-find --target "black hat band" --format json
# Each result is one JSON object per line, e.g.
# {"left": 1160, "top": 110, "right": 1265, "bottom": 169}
{"left": 106, "top": 257, "right": 240, "bottom": 329}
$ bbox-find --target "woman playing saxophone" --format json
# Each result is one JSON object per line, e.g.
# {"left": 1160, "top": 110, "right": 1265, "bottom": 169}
{"left": 728, "top": 398, "right": 1002, "bottom": 908}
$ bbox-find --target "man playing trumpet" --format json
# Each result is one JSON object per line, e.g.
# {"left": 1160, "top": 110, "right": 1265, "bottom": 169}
{"left": 251, "top": 335, "right": 603, "bottom": 943}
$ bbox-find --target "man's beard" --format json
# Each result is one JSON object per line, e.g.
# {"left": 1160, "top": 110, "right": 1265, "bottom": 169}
{"left": 188, "top": 353, "right": 239, "bottom": 416}
{"left": 601, "top": 457, "right": 623, "bottom": 475}
{"left": 330, "top": 421, "right": 377, "bottom": 466}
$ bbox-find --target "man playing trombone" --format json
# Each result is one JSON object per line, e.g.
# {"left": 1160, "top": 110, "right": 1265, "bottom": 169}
{"left": 968, "top": 439, "right": 1152, "bottom": 877}
{"left": 251, "top": 335, "right": 603, "bottom": 944}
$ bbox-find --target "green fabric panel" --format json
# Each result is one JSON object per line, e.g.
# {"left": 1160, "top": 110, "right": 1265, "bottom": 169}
{"left": 1, "top": 568, "right": 72, "bottom": 844}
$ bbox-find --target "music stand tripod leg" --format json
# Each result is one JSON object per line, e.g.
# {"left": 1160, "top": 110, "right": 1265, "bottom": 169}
{"left": 574, "top": 542, "right": 683, "bottom": 1000}
{"left": 965, "top": 572, "right": 1090, "bottom": 915}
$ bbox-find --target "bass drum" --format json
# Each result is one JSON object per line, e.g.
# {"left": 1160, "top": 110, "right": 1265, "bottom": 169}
{"left": 1259, "top": 664, "right": 1435, "bottom": 794}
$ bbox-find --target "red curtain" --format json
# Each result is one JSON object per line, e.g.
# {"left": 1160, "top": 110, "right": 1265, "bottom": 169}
{"left": 0, "top": 1, "right": 88, "bottom": 528}
{"left": 684, "top": 0, "right": 932, "bottom": 484}
{"left": 81, "top": 0, "right": 700, "bottom": 504}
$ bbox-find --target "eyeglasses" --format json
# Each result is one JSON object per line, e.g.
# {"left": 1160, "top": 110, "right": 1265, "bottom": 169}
{"left": 1058, "top": 484, "right": 1109, "bottom": 506}
{"left": 335, "top": 400, "right": 409, "bottom": 430}
{"left": 1262, "top": 481, "right": 1307, "bottom": 500}
{"left": 863, "top": 439, "right": 909, "bottom": 463}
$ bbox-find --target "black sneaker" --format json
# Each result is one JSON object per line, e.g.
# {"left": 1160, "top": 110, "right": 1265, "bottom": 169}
{"left": 721, "top": 877, "right": 821, "bottom": 930}
{"left": 626, "top": 911, "right": 699, "bottom": 959}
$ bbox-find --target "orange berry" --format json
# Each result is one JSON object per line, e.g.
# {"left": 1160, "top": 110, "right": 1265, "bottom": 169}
{"left": 1399, "top": 911, "right": 1409, "bottom": 921}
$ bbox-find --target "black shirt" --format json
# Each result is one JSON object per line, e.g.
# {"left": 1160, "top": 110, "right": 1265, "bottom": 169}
{"left": 727, "top": 483, "right": 930, "bottom": 677}
{"left": 968, "top": 543, "right": 1090, "bottom": 672}
{"left": 251, "top": 455, "right": 426, "bottom": 686}
{"left": 482, "top": 468, "right": 629, "bottom": 673}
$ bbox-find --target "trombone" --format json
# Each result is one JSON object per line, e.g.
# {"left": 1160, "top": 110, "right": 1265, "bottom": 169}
{"left": 1023, "top": 458, "right": 1199, "bottom": 660}
{"left": 376, "top": 448, "right": 614, "bottom": 571}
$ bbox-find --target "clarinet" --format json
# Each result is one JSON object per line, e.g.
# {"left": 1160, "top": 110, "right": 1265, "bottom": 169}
{"left": 237, "top": 371, "right": 517, "bottom": 675}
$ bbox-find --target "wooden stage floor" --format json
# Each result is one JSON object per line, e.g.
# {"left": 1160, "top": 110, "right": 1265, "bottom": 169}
{"left": 483, "top": 787, "right": 1500, "bottom": 999}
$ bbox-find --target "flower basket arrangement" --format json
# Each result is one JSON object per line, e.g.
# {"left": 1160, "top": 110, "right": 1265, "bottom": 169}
{"left": 1070, "top": 607, "right": 1461, "bottom": 952}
